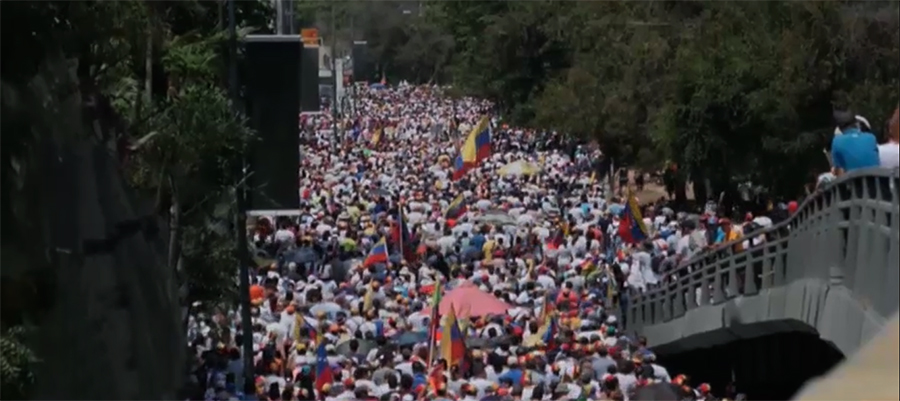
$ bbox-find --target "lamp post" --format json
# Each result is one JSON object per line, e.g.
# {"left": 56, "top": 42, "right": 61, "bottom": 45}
{"left": 227, "top": 0, "right": 255, "bottom": 393}
{"left": 330, "top": 3, "right": 339, "bottom": 146}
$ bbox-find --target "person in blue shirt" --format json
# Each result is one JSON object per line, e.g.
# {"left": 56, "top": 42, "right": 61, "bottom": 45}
{"left": 411, "top": 361, "right": 428, "bottom": 390}
{"left": 469, "top": 231, "right": 486, "bottom": 250}
{"left": 498, "top": 359, "right": 524, "bottom": 385}
{"left": 831, "top": 112, "right": 880, "bottom": 175}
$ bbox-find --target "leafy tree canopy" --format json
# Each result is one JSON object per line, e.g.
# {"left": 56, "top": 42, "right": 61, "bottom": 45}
{"left": 330, "top": 0, "right": 898, "bottom": 199}
{"left": 1, "top": 1, "right": 265, "bottom": 396}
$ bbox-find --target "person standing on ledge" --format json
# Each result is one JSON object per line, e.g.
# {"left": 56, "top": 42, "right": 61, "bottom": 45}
{"left": 878, "top": 106, "right": 899, "bottom": 169}
{"left": 831, "top": 110, "right": 880, "bottom": 176}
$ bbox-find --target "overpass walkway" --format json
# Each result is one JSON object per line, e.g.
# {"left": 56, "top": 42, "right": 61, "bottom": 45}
{"left": 625, "top": 168, "right": 900, "bottom": 358}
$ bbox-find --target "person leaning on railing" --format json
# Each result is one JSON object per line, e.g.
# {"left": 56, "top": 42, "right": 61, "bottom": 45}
{"left": 830, "top": 110, "right": 881, "bottom": 177}
{"left": 712, "top": 218, "right": 744, "bottom": 253}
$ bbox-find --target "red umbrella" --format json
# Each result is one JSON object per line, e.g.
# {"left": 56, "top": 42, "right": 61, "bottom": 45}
{"left": 422, "top": 281, "right": 511, "bottom": 317}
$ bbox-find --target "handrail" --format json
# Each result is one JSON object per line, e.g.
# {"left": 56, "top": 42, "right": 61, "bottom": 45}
{"left": 625, "top": 167, "right": 900, "bottom": 332}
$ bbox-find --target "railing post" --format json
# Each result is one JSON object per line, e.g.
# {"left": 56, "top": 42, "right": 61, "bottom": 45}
{"left": 629, "top": 168, "right": 899, "bottom": 341}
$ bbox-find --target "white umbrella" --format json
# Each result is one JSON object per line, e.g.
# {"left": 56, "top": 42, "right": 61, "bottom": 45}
{"left": 516, "top": 214, "right": 535, "bottom": 226}
{"left": 310, "top": 302, "right": 342, "bottom": 316}
{"left": 475, "top": 213, "right": 516, "bottom": 226}
{"left": 753, "top": 216, "right": 773, "bottom": 228}
{"left": 536, "top": 275, "right": 556, "bottom": 289}
{"left": 323, "top": 174, "right": 339, "bottom": 184}
{"left": 406, "top": 212, "right": 426, "bottom": 224}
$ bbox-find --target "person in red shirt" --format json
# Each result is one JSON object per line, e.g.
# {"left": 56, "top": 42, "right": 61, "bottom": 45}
{"left": 556, "top": 282, "right": 580, "bottom": 310}
{"left": 787, "top": 201, "right": 798, "bottom": 215}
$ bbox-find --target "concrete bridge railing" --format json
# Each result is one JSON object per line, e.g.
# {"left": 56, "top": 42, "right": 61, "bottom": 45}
{"left": 625, "top": 168, "right": 900, "bottom": 354}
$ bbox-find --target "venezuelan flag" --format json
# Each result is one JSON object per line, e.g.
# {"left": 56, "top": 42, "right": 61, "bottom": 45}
{"left": 440, "top": 305, "right": 467, "bottom": 368}
{"left": 618, "top": 190, "right": 648, "bottom": 244}
{"left": 427, "top": 281, "right": 443, "bottom": 366}
{"left": 362, "top": 285, "right": 375, "bottom": 312}
{"left": 541, "top": 313, "right": 559, "bottom": 350}
{"left": 314, "top": 334, "right": 333, "bottom": 393}
{"left": 428, "top": 281, "right": 443, "bottom": 342}
{"left": 457, "top": 306, "right": 472, "bottom": 337}
{"left": 443, "top": 193, "right": 468, "bottom": 220}
{"left": 391, "top": 207, "right": 415, "bottom": 262}
{"left": 580, "top": 258, "right": 597, "bottom": 275}
{"left": 452, "top": 116, "right": 492, "bottom": 180}
{"left": 363, "top": 237, "right": 389, "bottom": 267}
{"left": 293, "top": 313, "right": 316, "bottom": 343}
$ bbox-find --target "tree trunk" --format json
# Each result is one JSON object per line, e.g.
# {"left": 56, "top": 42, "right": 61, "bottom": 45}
{"left": 166, "top": 175, "right": 183, "bottom": 275}
{"left": 145, "top": 29, "right": 153, "bottom": 105}
{"left": 167, "top": 175, "right": 189, "bottom": 313}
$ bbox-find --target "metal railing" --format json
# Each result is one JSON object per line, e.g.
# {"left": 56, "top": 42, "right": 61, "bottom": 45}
{"left": 625, "top": 168, "right": 900, "bottom": 331}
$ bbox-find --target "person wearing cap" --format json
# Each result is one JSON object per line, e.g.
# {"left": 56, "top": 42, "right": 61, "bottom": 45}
{"left": 713, "top": 218, "right": 744, "bottom": 252}
{"left": 831, "top": 110, "right": 881, "bottom": 176}
{"left": 642, "top": 353, "right": 670, "bottom": 383}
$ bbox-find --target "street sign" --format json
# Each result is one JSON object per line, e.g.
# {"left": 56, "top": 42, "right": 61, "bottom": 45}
{"left": 300, "top": 28, "right": 319, "bottom": 46}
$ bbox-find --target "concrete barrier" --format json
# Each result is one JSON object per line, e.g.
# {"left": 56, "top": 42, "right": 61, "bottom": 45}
{"left": 626, "top": 168, "right": 900, "bottom": 357}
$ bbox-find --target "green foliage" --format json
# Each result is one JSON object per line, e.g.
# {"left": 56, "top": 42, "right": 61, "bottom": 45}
{"left": 128, "top": 79, "right": 253, "bottom": 313}
{"left": 434, "top": 0, "right": 899, "bottom": 199}
{"left": 0, "top": 325, "right": 39, "bottom": 398}
{"left": 296, "top": 1, "right": 456, "bottom": 83}
{"left": 1, "top": 1, "right": 267, "bottom": 394}
{"left": 181, "top": 212, "right": 241, "bottom": 309}
{"left": 119, "top": 4, "right": 256, "bottom": 312}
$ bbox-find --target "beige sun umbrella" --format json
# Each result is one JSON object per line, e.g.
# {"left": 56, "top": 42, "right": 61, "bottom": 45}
{"left": 498, "top": 160, "right": 540, "bottom": 177}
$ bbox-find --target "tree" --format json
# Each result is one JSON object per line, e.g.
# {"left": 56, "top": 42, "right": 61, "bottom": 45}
{"left": 294, "top": 1, "right": 456, "bottom": 83}
{"left": 0, "top": 1, "right": 264, "bottom": 396}
{"left": 439, "top": 0, "right": 899, "bottom": 200}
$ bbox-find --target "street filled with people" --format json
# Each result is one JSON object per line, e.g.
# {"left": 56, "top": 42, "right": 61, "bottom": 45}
{"left": 184, "top": 84, "right": 899, "bottom": 401}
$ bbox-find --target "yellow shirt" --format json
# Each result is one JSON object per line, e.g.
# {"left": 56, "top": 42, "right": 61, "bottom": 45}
{"left": 727, "top": 229, "right": 744, "bottom": 252}
{"left": 483, "top": 240, "right": 496, "bottom": 262}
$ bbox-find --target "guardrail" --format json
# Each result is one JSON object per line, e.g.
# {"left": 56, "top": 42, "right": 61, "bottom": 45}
{"left": 625, "top": 168, "right": 900, "bottom": 332}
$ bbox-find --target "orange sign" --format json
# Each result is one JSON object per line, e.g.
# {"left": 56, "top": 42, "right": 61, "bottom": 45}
{"left": 300, "top": 28, "right": 319, "bottom": 46}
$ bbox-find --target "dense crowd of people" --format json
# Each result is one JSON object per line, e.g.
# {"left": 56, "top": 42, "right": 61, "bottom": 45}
{"left": 183, "top": 84, "right": 899, "bottom": 401}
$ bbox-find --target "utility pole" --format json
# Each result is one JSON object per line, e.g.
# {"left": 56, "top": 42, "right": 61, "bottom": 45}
{"left": 330, "top": 3, "right": 339, "bottom": 145}
{"left": 228, "top": 0, "right": 255, "bottom": 393}
{"left": 286, "top": 0, "right": 295, "bottom": 34}
{"left": 275, "top": 0, "right": 284, "bottom": 34}
{"left": 349, "top": 14, "right": 356, "bottom": 118}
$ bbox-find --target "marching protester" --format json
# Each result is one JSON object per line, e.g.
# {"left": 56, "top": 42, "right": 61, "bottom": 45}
{"left": 185, "top": 84, "right": 846, "bottom": 401}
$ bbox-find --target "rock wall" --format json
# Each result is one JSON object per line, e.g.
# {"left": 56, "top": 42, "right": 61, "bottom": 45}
{"left": 32, "top": 139, "right": 184, "bottom": 400}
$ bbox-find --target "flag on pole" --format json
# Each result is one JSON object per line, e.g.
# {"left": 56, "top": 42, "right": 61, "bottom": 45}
{"left": 363, "top": 237, "right": 390, "bottom": 267}
{"left": 426, "top": 279, "right": 443, "bottom": 367}
{"left": 618, "top": 190, "right": 648, "bottom": 244}
{"left": 452, "top": 116, "right": 492, "bottom": 180}
{"left": 440, "top": 305, "right": 467, "bottom": 368}
{"left": 362, "top": 284, "right": 375, "bottom": 313}
{"left": 314, "top": 334, "right": 333, "bottom": 393}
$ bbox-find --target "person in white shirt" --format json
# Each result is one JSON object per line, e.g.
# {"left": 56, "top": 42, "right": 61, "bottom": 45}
{"left": 878, "top": 107, "right": 899, "bottom": 169}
